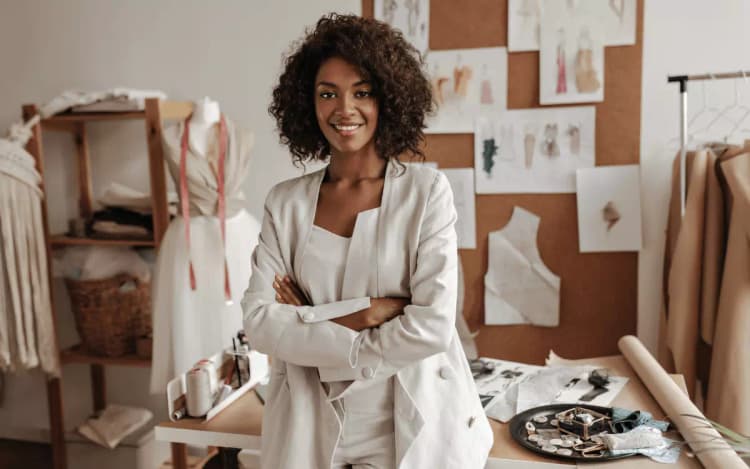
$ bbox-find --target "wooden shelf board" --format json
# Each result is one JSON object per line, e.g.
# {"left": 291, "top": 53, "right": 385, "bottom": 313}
{"left": 50, "top": 234, "right": 156, "bottom": 248}
{"left": 61, "top": 344, "right": 151, "bottom": 367}
{"left": 42, "top": 111, "right": 146, "bottom": 123}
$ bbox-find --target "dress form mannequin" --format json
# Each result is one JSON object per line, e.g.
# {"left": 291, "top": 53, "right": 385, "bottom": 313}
{"left": 150, "top": 102, "right": 261, "bottom": 393}
{"left": 189, "top": 96, "right": 221, "bottom": 157}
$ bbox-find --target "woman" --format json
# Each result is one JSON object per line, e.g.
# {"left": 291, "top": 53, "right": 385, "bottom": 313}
{"left": 242, "top": 13, "right": 493, "bottom": 469}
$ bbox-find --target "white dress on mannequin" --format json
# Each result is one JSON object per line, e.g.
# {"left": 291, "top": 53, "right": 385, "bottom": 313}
{"left": 150, "top": 115, "right": 260, "bottom": 393}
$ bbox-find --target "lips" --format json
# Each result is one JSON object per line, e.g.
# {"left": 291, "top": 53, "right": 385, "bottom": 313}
{"left": 331, "top": 122, "right": 363, "bottom": 136}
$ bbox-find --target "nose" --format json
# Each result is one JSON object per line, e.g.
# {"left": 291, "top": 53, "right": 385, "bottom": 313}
{"left": 335, "top": 93, "right": 356, "bottom": 116}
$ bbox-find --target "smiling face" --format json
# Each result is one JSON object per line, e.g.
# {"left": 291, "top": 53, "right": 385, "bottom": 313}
{"left": 314, "top": 57, "right": 379, "bottom": 158}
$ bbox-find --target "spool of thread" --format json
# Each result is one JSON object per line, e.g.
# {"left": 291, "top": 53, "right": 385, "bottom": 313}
{"left": 194, "top": 359, "right": 218, "bottom": 395}
{"left": 186, "top": 367, "right": 212, "bottom": 417}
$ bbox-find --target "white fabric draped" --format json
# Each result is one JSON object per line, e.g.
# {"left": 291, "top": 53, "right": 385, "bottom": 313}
{"left": 0, "top": 137, "right": 59, "bottom": 376}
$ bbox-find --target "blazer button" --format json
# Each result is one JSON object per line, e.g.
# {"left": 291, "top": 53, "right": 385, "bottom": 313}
{"left": 468, "top": 416, "right": 476, "bottom": 428}
{"left": 302, "top": 312, "right": 315, "bottom": 322}
{"left": 439, "top": 366, "right": 453, "bottom": 380}
{"left": 362, "top": 367, "right": 375, "bottom": 379}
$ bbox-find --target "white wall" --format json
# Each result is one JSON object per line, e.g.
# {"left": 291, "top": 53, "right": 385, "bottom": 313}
{"left": 639, "top": 0, "right": 750, "bottom": 353}
{"left": 0, "top": 0, "right": 358, "bottom": 441}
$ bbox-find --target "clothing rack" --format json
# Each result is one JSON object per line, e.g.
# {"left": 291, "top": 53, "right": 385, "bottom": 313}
{"left": 667, "top": 70, "right": 750, "bottom": 216}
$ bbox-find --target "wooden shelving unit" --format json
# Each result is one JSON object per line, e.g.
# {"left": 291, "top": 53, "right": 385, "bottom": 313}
{"left": 60, "top": 344, "right": 151, "bottom": 367}
{"left": 23, "top": 99, "right": 193, "bottom": 469}
{"left": 50, "top": 234, "right": 157, "bottom": 248}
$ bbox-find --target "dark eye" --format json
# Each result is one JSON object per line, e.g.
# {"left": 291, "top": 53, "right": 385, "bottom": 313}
{"left": 355, "top": 90, "right": 373, "bottom": 98}
{"left": 319, "top": 91, "right": 336, "bottom": 99}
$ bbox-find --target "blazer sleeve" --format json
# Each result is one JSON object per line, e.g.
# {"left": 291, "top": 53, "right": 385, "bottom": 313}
{"left": 241, "top": 187, "right": 371, "bottom": 368}
{"left": 318, "top": 172, "right": 458, "bottom": 382}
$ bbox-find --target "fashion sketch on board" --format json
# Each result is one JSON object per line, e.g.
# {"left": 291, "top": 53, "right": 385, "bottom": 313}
{"left": 508, "top": 0, "right": 636, "bottom": 51}
{"left": 474, "top": 106, "right": 595, "bottom": 194}
{"left": 540, "top": 0, "right": 604, "bottom": 105}
{"left": 374, "top": 0, "right": 429, "bottom": 54}
{"left": 575, "top": 165, "right": 642, "bottom": 252}
{"left": 425, "top": 47, "right": 507, "bottom": 133}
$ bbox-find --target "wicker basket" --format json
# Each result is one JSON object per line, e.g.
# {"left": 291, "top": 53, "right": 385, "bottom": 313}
{"left": 65, "top": 274, "right": 151, "bottom": 357}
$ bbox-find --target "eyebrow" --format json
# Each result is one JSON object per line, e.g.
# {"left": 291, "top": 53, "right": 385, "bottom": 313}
{"left": 316, "top": 80, "right": 371, "bottom": 88}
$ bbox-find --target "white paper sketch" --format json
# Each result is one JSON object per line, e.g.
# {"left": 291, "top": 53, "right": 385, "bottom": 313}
{"left": 474, "top": 358, "right": 629, "bottom": 422}
{"left": 474, "top": 106, "right": 595, "bottom": 194}
{"left": 425, "top": 47, "right": 508, "bottom": 133}
{"left": 508, "top": 0, "right": 542, "bottom": 52}
{"left": 599, "top": 0, "right": 637, "bottom": 46}
{"left": 540, "top": 1, "right": 604, "bottom": 105}
{"left": 374, "top": 0, "right": 430, "bottom": 55}
{"left": 484, "top": 206, "right": 560, "bottom": 327}
{"left": 442, "top": 168, "right": 476, "bottom": 249}
{"left": 508, "top": 0, "right": 635, "bottom": 52}
{"left": 576, "top": 165, "right": 642, "bottom": 252}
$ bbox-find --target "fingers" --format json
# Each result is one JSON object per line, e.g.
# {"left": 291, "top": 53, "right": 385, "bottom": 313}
{"left": 273, "top": 274, "right": 303, "bottom": 306}
{"left": 284, "top": 276, "right": 311, "bottom": 306}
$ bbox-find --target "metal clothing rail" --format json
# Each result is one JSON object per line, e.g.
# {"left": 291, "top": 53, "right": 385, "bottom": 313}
{"left": 667, "top": 70, "right": 750, "bottom": 216}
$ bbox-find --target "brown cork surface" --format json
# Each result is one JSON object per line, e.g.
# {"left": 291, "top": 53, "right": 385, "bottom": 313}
{"left": 362, "top": 0, "right": 643, "bottom": 363}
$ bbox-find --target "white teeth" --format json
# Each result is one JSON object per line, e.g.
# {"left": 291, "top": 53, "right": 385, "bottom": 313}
{"left": 334, "top": 124, "right": 360, "bottom": 131}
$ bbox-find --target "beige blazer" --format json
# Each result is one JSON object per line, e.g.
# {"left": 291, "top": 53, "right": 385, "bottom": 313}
{"left": 242, "top": 161, "right": 493, "bottom": 469}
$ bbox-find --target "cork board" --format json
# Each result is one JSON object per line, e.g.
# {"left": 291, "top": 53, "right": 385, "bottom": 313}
{"left": 362, "top": 0, "right": 643, "bottom": 364}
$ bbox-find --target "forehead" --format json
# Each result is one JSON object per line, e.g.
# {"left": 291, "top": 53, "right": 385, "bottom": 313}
{"left": 315, "top": 57, "right": 369, "bottom": 86}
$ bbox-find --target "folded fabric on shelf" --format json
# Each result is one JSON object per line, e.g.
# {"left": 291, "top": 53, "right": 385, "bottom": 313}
{"left": 92, "top": 207, "right": 154, "bottom": 232}
{"left": 98, "top": 182, "right": 178, "bottom": 216}
{"left": 40, "top": 88, "right": 167, "bottom": 117}
{"left": 57, "top": 246, "right": 151, "bottom": 282}
{"left": 77, "top": 404, "right": 153, "bottom": 449}
{"left": 91, "top": 220, "right": 150, "bottom": 238}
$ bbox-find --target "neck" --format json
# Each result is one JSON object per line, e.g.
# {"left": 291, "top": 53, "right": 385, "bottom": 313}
{"left": 191, "top": 98, "right": 221, "bottom": 127}
{"left": 327, "top": 148, "right": 386, "bottom": 182}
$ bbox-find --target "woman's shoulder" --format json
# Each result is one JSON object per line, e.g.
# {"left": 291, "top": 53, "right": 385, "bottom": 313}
{"left": 396, "top": 162, "right": 450, "bottom": 197}
{"left": 265, "top": 166, "right": 326, "bottom": 208}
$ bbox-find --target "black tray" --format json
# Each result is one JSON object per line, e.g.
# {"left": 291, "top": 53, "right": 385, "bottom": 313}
{"left": 509, "top": 403, "right": 637, "bottom": 463}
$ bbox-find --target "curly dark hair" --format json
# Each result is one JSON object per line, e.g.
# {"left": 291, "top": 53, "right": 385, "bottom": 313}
{"left": 269, "top": 13, "right": 433, "bottom": 166}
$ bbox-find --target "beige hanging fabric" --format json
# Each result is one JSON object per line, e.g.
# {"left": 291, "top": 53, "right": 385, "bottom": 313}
{"left": 705, "top": 152, "right": 750, "bottom": 435}
{"left": 0, "top": 120, "right": 59, "bottom": 377}
{"left": 660, "top": 149, "right": 711, "bottom": 398}
{"left": 659, "top": 145, "right": 750, "bottom": 434}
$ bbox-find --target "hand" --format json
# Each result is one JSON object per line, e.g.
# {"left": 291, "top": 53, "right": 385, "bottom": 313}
{"left": 331, "top": 297, "right": 410, "bottom": 332}
{"left": 273, "top": 274, "right": 311, "bottom": 306}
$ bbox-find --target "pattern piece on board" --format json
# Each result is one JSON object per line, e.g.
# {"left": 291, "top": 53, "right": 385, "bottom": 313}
{"left": 484, "top": 206, "right": 560, "bottom": 327}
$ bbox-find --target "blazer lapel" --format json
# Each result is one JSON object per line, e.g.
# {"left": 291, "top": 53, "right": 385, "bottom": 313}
{"left": 292, "top": 168, "right": 326, "bottom": 281}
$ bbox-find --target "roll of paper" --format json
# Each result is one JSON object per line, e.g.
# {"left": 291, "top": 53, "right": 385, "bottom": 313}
{"left": 618, "top": 335, "right": 746, "bottom": 469}
{"left": 186, "top": 367, "right": 212, "bottom": 418}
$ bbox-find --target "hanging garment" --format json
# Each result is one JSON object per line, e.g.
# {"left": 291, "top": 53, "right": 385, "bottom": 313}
{"left": 0, "top": 130, "right": 59, "bottom": 376}
{"left": 660, "top": 150, "right": 711, "bottom": 398}
{"left": 242, "top": 161, "right": 493, "bottom": 469}
{"left": 150, "top": 116, "right": 260, "bottom": 393}
{"left": 484, "top": 206, "right": 560, "bottom": 327}
{"left": 706, "top": 152, "right": 750, "bottom": 435}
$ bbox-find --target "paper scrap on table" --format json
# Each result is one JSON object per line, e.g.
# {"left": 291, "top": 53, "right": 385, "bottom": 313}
{"left": 474, "top": 357, "right": 629, "bottom": 422}
{"left": 442, "top": 168, "right": 476, "bottom": 249}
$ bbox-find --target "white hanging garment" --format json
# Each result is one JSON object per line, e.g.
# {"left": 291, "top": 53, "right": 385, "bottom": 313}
{"left": 0, "top": 122, "right": 59, "bottom": 376}
{"left": 484, "top": 206, "right": 560, "bottom": 326}
{"left": 150, "top": 116, "right": 260, "bottom": 394}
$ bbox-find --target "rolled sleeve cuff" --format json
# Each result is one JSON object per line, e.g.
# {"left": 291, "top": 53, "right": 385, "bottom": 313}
{"left": 295, "top": 297, "right": 370, "bottom": 323}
